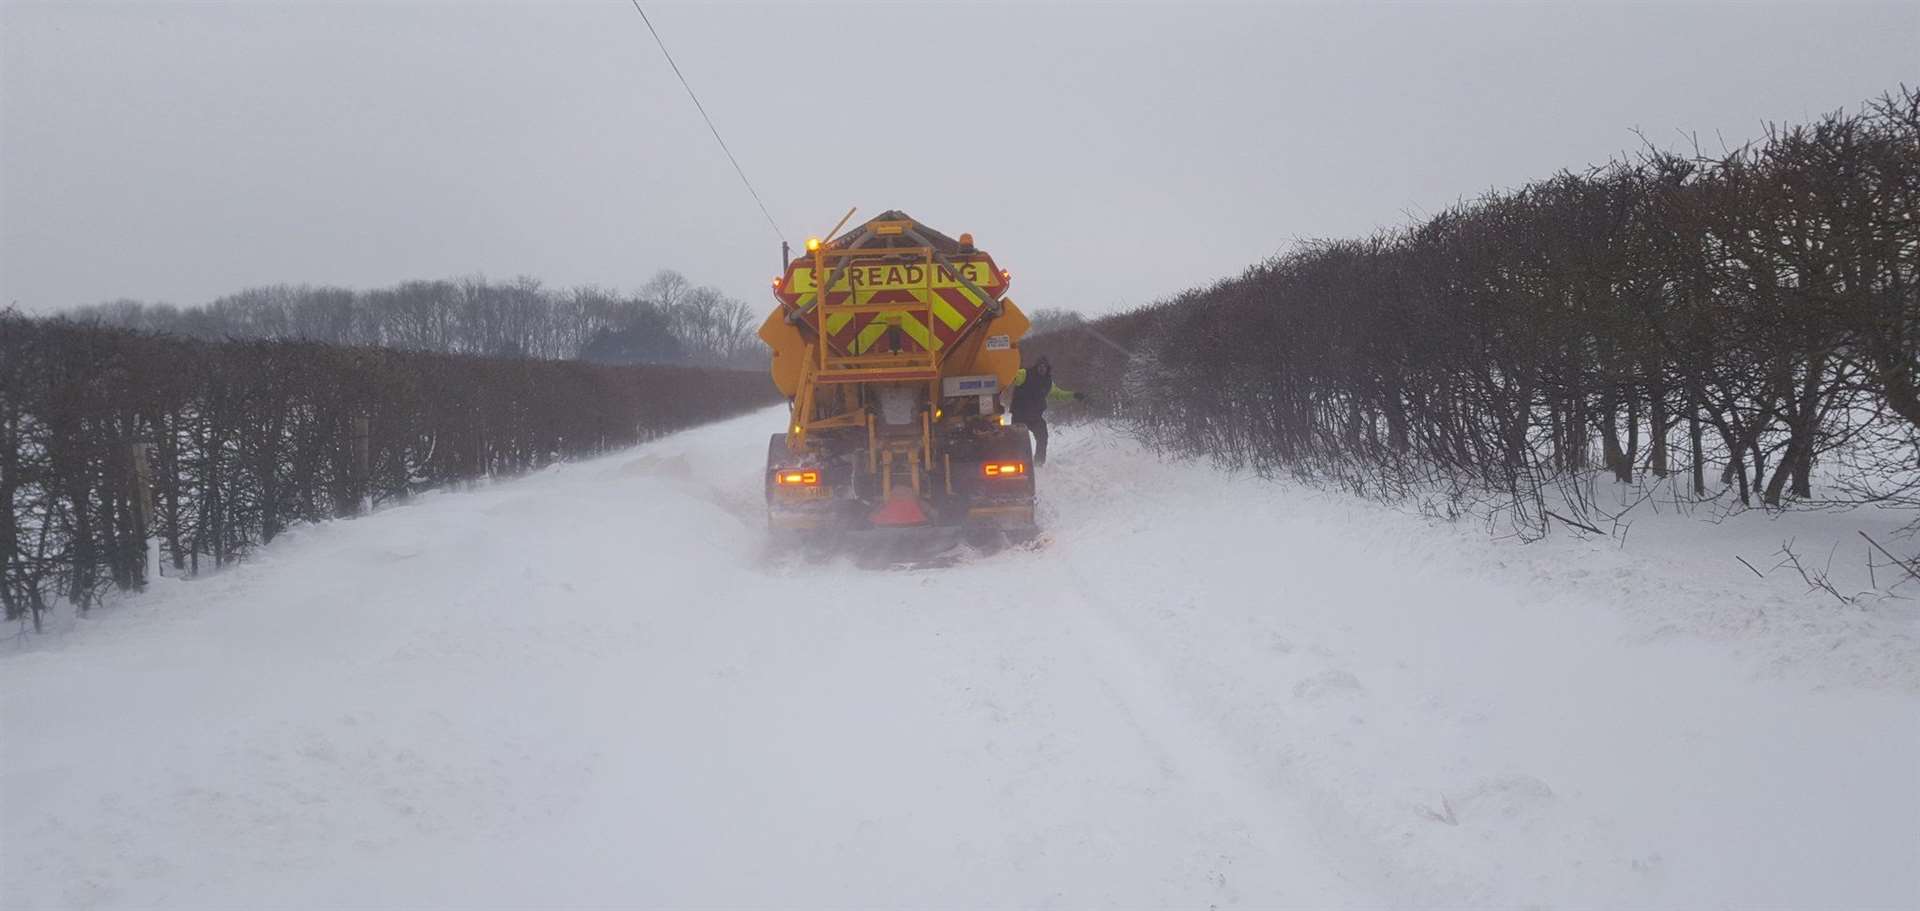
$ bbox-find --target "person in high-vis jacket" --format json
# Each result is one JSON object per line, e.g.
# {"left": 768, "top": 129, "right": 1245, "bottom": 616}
{"left": 1007, "top": 355, "right": 1083, "bottom": 466}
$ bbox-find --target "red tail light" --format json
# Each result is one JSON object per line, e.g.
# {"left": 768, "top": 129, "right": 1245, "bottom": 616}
{"left": 982, "top": 461, "right": 1026, "bottom": 478}
{"left": 775, "top": 470, "right": 819, "bottom": 486}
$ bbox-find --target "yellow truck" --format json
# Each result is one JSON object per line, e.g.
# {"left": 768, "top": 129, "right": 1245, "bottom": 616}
{"left": 759, "top": 210, "right": 1036, "bottom": 537}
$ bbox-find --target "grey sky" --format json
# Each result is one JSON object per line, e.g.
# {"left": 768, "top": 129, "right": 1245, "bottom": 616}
{"left": 3, "top": 1, "right": 1915, "bottom": 318}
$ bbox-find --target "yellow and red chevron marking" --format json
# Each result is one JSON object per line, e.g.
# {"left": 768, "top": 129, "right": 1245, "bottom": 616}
{"left": 776, "top": 253, "right": 1006, "bottom": 354}
{"left": 832, "top": 313, "right": 923, "bottom": 355}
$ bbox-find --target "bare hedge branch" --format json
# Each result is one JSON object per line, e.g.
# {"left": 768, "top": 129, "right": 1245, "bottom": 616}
{"left": 1034, "top": 88, "right": 1920, "bottom": 541}
{"left": 0, "top": 316, "right": 777, "bottom": 630}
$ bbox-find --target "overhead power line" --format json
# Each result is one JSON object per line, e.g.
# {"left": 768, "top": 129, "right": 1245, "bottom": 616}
{"left": 624, "top": 0, "right": 787, "bottom": 245}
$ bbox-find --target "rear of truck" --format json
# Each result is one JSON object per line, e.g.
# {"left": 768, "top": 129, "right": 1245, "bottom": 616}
{"left": 758, "top": 211, "right": 1037, "bottom": 537}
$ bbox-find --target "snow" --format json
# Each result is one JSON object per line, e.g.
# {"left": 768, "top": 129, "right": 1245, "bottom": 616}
{"left": 4, "top": 406, "right": 1916, "bottom": 909}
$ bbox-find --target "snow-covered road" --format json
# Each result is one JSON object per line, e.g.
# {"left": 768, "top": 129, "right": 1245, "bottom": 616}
{"left": 5, "top": 407, "right": 1916, "bottom": 909}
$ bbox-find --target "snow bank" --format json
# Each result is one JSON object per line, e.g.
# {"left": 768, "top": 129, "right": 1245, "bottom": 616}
{"left": 4, "top": 408, "right": 1914, "bottom": 908}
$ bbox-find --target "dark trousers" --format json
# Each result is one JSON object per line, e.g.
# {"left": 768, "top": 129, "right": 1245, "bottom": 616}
{"left": 1017, "top": 416, "right": 1049, "bottom": 465}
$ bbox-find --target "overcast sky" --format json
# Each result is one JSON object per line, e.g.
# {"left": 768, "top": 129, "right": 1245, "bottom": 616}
{"left": 3, "top": 1, "right": 1915, "bottom": 318}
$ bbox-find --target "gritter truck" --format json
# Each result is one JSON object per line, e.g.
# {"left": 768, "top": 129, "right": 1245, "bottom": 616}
{"left": 759, "top": 210, "right": 1037, "bottom": 538}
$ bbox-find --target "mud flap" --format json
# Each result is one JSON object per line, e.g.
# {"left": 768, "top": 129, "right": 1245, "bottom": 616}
{"left": 962, "top": 426, "right": 1038, "bottom": 535}
{"left": 766, "top": 433, "right": 842, "bottom": 531}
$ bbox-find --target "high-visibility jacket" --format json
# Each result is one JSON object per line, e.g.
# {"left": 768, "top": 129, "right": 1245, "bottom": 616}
{"left": 1008, "top": 368, "right": 1076, "bottom": 421}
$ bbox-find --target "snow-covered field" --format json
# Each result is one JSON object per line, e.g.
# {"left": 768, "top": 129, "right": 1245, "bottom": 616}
{"left": 4, "top": 407, "right": 1916, "bottom": 909}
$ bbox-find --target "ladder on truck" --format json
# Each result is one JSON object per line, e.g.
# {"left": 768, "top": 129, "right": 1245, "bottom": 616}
{"left": 810, "top": 237, "right": 942, "bottom": 386}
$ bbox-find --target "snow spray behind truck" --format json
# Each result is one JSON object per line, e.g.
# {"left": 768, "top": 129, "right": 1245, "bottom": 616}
{"left": 759, "top": 210, "right": 1037, "bottom": 536}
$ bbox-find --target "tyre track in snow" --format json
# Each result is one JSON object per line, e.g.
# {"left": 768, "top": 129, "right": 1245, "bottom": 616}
{"left": 1034, "top": 446, "right": 1458, "bottom": 908}
{"left": 1037, "top": 550, "right": 1384, "bottom": 907}
{"left": 924, "top": 548, "right": 1375, "bottom": 908}
{"left": 1042, "top": 530, "right": 1463, "bottom": 909}
{"left": 682, "top": 537, "right": 1378, "bottom": 908}
{"left": 1035, "top": 434, "right": 1579, "bottom": 908}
